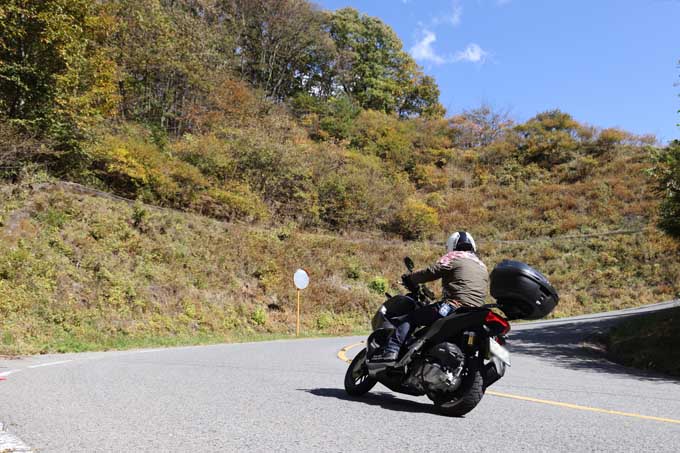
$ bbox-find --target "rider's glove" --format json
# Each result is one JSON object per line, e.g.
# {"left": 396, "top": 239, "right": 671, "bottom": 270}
{"left": 401, "top": 273, "right": 414, "bottom": 290}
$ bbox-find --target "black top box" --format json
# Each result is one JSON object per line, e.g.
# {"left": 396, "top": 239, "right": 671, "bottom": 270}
{"left": 490, "top": 260, "right": 559, "bottom": 320}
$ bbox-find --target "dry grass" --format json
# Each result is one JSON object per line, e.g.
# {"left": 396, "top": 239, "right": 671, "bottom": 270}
{"left": 0, "top": 179, "right": 678, "bottom": 354}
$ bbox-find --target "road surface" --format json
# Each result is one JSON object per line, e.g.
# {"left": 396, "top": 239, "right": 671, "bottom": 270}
{"left": 1, "top": 301, "right": 679, "bottom": 452}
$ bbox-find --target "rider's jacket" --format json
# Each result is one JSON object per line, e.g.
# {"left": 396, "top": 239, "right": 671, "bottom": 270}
{"left": 409, "top": 251, "right": 489, "bottom": 307}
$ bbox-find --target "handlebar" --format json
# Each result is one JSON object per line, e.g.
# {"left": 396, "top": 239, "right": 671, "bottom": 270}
{"left": 401, "top": 256, "right": 439, "bottom": 306}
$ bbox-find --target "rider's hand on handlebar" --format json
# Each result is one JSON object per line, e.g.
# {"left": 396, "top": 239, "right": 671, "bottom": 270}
{"left": 422, "top": 286, "right": 435, "bottom": 300}
{"left": 401, "top": 273, "right": 414, "bottom": 290}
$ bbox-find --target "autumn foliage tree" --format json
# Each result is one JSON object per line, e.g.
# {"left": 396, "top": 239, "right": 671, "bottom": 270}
{"left": 111, "top": 0, "right": 231, "bottom": 136}
{"left": 0, "top": 0, "right": 665, "bottom": 242}
{"left": 0, "top": 0, "right": 118, "bottom": 142}
{"left": 514, "top": 109, "right": 583, "bottom": 167}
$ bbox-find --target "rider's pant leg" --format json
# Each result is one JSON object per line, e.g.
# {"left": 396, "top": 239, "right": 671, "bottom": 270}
{"left": 385, "top": 304, "right": 440, "bottom": 354}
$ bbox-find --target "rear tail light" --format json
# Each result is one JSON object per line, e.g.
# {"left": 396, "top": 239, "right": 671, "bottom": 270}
{"left": 485, "top": 311, "right": 511, "bottom": 336}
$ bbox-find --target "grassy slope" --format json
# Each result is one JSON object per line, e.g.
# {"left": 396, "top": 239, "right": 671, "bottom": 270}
{"left": 1, "top": 177, "right": 678, "bottom": 354}
{"left": 606, "top": 307, "right": 680, "bottom": 377}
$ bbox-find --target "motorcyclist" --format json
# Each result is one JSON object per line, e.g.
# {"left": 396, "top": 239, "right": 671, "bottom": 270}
{"left": 371, "top": 231, "right": 489, "bottom": 364}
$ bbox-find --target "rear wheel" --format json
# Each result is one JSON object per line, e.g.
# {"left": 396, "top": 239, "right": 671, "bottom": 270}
{"left": 344, "top": 348, "right": 377, "bottom": 396}
{"left": 433, "top": 369, "right": 484, "bottom": 417}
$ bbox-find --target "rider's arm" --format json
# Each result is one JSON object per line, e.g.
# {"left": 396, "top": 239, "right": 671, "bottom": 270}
{"left": 409, "top": 262, "right": 448, "bottom": 284}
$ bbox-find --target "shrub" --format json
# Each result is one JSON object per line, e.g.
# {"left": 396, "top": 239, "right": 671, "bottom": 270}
{"left": 345, "top": 261, "right": 362, "bottom": 280}
{"left": 349, "top": 110, "right": 415, "bottom": 168}
{"left": 293, "top": 94, "right": 361, "bottom": 142}
{"left": 514, "top": 110, "right": 581, "bottom": 167}
{"left": 316, "top": 150, "right": 412, "bottom": 230}
{"left": 368, "top": 276, "right": 389, "bottom": 294}
{"left": 411, "top": 164, "right": 448, "bottom": 192}
{"left": 228, "top": 135, "right": 319, "bottom": 222}
{"left": 201, "top": 186, "right": 268, "bottom": 222}
{"left": 0, "top": 122, "right": 55, "bottom": 176}
{"left": 316, "top": 312, "right": 333, "bottom": 330}
{"left": 593, "top": 128, "right": 628, "bottom": 155}
{"left": 391, "top": 197, "right": 440, "bottom": 240}
{"left": 89, "top": 127, "right": 210, "bottom": 204}
{"left": 559, "top": 156, "right": 599, "bottom": 183}
{"left": 251, "top": 307, "right": 267, "bottom": 326}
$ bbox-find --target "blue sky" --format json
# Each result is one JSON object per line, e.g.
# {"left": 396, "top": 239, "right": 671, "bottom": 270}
{"left": 317, "top": 0, "right": 680, "bottom": 143}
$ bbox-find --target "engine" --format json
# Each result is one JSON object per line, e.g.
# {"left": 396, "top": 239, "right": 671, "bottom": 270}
{"left": 404, "top": 342, "right": 466, "bottom": 394}
{"left": 421, "top": 361, "right": 463, "bottom": 393}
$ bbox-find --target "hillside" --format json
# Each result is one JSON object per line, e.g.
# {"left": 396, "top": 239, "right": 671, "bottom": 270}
{"left": 1, "top": 0, "right": 678, "bottom": 354}
{"left": 1, "top": 174, "right": 678, "bottom": 354}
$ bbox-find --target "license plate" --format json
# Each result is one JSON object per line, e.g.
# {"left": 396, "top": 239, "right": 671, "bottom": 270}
{"left": 489, "top": 338, "right": 511, "bottom": 366}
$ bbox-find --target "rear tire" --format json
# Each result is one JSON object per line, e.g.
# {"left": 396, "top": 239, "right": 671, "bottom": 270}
{"left": 434, "top": 369, "right": 484, "bottom": 417}
{"left": 344, "top": 348, "right": 377, "bottom": 396}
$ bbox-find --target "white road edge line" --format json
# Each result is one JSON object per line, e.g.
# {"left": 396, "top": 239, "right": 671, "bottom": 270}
{"left": 126, "top": 349, "right": 165, "bottom": 354}
{"left": 0, "top": 369, "right": 21, "bottom": 377}
{"left": 27, "top": 360, "right": 73, "bottom": 369}
{"left": 0, "top": 423, "right": 33, "bottom": 452}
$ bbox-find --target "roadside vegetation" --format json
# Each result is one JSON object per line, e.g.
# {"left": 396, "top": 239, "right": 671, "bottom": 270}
{"left": 0, "top": 1, "right": 678, "bottom": 354}
{"left": 606, "top": 307, "right": 680, "bottom": 378}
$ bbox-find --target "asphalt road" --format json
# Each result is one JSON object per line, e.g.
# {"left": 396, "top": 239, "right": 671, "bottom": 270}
{"left": 1, "top": 301, "right": 679, "bottom": 452}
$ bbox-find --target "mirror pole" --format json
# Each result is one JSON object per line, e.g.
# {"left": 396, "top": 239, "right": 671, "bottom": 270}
{"left": 296, "top": 289, "right": 300, "bottom": 336}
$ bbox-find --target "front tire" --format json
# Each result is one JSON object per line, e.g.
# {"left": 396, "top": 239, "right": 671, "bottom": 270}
{"left": 344, "top": 348, "right": 377, "bottom": 396}
{"left": 434, "top": 369, "right": 484, "bottom": 417}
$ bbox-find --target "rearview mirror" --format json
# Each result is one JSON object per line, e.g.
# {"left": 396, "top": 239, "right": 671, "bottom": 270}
{"left": 404, "top": 257, "right": 414, "bottom": 272}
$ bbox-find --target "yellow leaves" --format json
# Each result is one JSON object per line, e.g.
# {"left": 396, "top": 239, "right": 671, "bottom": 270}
{"left": 105, "top": 147, "right": 149, "bottom": 185}
{"left": 203, "top": 186, "right": 269, "bottom": 223}
{"left": 393, "top": 197, "right": 440, "bottom": 240}
{"left": 411, "top": 164, "right": 448, "bottom": 192}
{"left": 88, "top": 128, "right": 274, "bottom": 223}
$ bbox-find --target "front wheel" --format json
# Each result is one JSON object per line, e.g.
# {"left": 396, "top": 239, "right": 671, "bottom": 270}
{"left": 434, "top": 370, "right": 484, "bottom": 417}
{"left": 344, "top": 348, "right": 377, "bottom": 396}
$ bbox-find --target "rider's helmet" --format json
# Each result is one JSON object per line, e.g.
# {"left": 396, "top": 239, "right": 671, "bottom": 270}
{"left": 446, "top": 231, "right": 477, "bottom": 253}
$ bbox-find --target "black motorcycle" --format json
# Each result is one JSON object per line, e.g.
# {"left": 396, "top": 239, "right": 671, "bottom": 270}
{"left": 344, "top": 257, "right": 558, "bottom": 417}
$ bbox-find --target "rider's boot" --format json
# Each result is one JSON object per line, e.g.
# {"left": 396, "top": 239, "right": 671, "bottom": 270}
{"left": 370, "top": 333, "right": 402, "bottom": 365}
{"left": 370, "top": 349, "right": 398, "bottom": 364}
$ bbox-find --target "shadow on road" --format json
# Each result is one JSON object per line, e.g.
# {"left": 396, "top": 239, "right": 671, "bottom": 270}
{"left": 509, "top": 313, "right": 680, "bottom": 384}
{"left": 297, "top": 388, "right": 449, "bottom": 416}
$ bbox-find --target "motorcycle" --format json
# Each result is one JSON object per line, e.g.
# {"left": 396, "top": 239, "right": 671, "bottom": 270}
{"left": 344, "top": 257, "right": 558, "bottom": 417}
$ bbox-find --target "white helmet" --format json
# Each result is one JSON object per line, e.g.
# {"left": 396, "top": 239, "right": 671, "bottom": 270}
{"left": 446, "top": 231, "right": 477, "bottom": 253}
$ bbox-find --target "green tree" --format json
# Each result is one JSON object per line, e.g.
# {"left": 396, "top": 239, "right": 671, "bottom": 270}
{"left": 0, "top": 0, "right": 118, "bottom": 141}
{"left": 650, "top": 61, "right": 680, "bottom": 239}
{"left": 291, "top": 93, "right": 360, "bottom": 141}
{"left": 326, "top": 8, "right": 443, "bottom": 117}
{"left": 655, "top": 141, "right": 680, "bottom": 239}
{"left": 223, "top": 0, "right": 335, "bottom": 100}
{"left": 111, "top": 0, "right": 229, "bottom": 135}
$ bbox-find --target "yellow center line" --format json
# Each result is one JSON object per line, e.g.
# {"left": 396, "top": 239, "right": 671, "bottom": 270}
{"left": 486, "top": 391, "right": 680, "bottom": 425}
{"left": 337, "top": 341, "right": 364, "bottom": 363}
{"left": 336, "top": 342, "right": 680, "bottom": 426}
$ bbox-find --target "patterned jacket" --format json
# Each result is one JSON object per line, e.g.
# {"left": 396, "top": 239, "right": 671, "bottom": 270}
{"left": 409, "top": 251, "right": 489, "bottom": 307}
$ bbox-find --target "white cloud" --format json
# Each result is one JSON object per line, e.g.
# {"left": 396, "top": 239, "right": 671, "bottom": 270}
{"left": 433, "top": 0, "right": 463, "bottom": 27}
{"left": 453, "top": 43, "right": 489, "bottom": 63}
{"left": 410, "top": 30, "right": 446, "bottom": 64}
